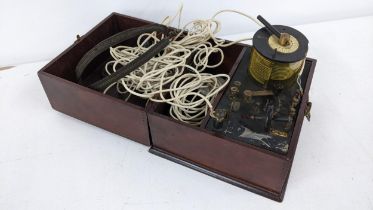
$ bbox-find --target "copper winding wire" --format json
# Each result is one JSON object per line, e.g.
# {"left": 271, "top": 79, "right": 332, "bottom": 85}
{"left": 248, "top": 48, "right": 305, "bottom": 88}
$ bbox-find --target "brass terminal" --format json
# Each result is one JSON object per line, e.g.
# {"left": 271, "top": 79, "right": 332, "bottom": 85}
{"left": 270, "top": 129, "right": 288, "bottom": 138}
{"left": 229, "top": 86, "right": 240, "bottom": 101}
{"left": 232, "top": 81, "right": 242, "bottom": 89}
{"left": 243, "top": 90, "right": 253, "bottom": 103}
{"left": 230, "top": 101, "right": 241, "bottom": 112}
{"left": 279, "top": 33, "right": 290, "bottom": 46}
{"left": 213, "top": 109, "right": 228, "bottom": 129}
{"left": 243, "top": 89, "right": 274, "bottom": 103}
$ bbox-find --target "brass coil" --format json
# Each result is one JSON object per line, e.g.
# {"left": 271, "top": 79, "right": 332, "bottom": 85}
{"left": 248, "top": 48, "right": 304, "bottom": 89}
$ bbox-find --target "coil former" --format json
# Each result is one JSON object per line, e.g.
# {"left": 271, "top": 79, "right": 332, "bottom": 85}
{"left": 248, "top": 24, "right": 308, "bottom": 89}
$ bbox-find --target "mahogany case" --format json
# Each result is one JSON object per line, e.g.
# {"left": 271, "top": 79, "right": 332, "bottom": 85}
{"left": 38, "top": 12, "right": 316, "bottom": 202}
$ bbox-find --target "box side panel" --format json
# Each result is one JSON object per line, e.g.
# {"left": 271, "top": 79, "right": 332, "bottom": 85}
{"left": 287, "top": 58, "right": 317, "bottom": 158}
{"left": 148, "top": 113, "right": 289, "bottom": 196}
{"left": 38, "top": 72, "right": 150, "bottom": 145}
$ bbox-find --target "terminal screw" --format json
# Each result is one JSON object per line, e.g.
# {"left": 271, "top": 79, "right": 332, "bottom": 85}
{"left": 213, "top": 109, "right": 227, "bottom": 129}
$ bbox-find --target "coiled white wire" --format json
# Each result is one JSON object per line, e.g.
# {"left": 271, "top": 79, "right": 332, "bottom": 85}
{"left": 103, "top": 8, "right": 262, "bottom": 125}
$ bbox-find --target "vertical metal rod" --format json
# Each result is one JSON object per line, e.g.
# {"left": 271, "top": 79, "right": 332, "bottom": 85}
{"left": 257, "top": 15, "right": 281, "bottom": 38}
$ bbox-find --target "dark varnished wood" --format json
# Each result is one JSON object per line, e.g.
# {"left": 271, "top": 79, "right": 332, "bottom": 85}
{"left": 149, "top": 147, "right": 284, "bottom": 201}
{"left": 38, "top": 13, "right": 154, "bottom": 145}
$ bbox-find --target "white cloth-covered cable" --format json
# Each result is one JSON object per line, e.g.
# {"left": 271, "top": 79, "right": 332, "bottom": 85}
{"left": 103, "top": 9, "right": 262, "bottom": 125}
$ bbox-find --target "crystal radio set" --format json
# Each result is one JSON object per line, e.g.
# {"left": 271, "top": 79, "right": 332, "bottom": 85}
{"left": 206, "top": 15, "right": 311, "bottom": 154}
{"left": 38, "top": 9, "right": 316, "bottom": 201}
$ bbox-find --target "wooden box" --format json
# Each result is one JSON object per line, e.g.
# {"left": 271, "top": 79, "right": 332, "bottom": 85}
{"left": 148, "top": 48, "right": 316, "bottom": 201}
{"left": 38, "top": 12, "right": 316, "bottom": 202}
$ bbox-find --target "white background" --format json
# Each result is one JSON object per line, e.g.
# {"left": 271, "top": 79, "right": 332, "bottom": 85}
{"left": 1, "top": 0, "right": 373, "bottom": 66}
{"left": 1, "top": 1, "right": 373, "bottom": 210}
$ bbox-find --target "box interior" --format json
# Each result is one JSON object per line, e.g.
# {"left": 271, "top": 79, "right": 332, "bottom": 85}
{"left": 151, "top": 44, "right": 246, "bottom": 127}
{"left": 43, "top": 14, "right": 152, "bottom": 108}
{"left": 41, "top": 12, "right": 312, "bottom": 157}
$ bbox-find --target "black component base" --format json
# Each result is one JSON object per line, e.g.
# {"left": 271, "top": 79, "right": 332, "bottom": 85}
{"left": 205, "top": 47, "right": 310, "bottom": 154}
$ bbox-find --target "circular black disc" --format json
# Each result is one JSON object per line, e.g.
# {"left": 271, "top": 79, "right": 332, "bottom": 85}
{"left": 253, "top": 25, "right": 308, "bottom": 63}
